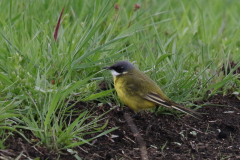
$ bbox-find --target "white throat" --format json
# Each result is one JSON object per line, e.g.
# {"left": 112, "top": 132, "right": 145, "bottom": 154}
{"left": 111, "top": 70, "right": 121, "bottom": 77}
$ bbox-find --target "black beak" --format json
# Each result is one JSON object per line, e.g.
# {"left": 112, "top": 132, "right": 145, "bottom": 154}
{"left": 103, "top": 66, "right": 111, "bottom": 70}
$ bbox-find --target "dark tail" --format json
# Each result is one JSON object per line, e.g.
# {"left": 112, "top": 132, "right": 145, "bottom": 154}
{"left": 145, "top": 92, "right": 202, "bottom": 119}
{"left": 170, "top": 102, "right": 202, "bottom": 119}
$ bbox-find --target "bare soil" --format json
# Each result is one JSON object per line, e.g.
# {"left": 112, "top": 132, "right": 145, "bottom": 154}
{"left": 2, "top": 95, "right": 240, "bottom": 160}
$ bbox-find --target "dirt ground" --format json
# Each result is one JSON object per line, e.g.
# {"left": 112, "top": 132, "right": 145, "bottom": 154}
{"left": 2, "top": 94, "right": 240, "bottom": 160}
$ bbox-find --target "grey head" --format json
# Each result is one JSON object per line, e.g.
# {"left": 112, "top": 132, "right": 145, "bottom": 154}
{"left": 103, "top": 61, "right": 135, "bottom": 77}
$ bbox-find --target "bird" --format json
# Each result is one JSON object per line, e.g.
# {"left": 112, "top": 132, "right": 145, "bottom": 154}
{"left": 103, "top": 60, "right": 202, "bottom": 119}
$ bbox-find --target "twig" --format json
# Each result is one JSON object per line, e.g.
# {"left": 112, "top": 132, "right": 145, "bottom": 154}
{"left": 91, "top": 139, "right": 97, "bottom": 145}
{"left": 93, "top": 153, "right": 105, "bottom": 159}
{"left": 124, "top": 113, "right": 148, "bottom": 160}
{"left": 18, "top": 139, "right": 30, "bottom": 158}
{"left": 124, "top": 136, "right": 136, "bottom": 144}
{"left": 114, "top": 117, "right": 126, "bottom": 124}
{"left": 32, "top": 146, "right": 44, "bottom": 155}
{"left": 184, "top": 124, "right": 204, "bottom": 134}
{"left": 0, "top": 155, "right": 9, "bottom": 160}
{"left": 0, "top": 149, "right": 18, "bottom": 157}
{"left": 77, "top": 146, "right": 88, "bottom": 153}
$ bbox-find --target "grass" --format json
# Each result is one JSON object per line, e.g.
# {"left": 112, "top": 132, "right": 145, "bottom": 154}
{"left": 0, "top": 0, "right": 240, "bottom": 157}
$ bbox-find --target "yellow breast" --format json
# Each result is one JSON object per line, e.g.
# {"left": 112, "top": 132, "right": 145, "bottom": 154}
{"left": 114, "top": 76, "right": 156, "bottom": 112}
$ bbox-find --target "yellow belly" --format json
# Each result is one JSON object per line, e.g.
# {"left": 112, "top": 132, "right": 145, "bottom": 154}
{"left": 114, "top": 77, "right": 157, "bottom": 112}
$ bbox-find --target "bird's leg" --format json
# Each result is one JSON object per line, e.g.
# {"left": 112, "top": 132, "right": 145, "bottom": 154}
{"left": 145, "top": 106, "right": 159, "bottom": 136}
{"left": 154, "top": 106, "right": 159, "bottom": 115}
{"left": 131, "top": 113, "right": 137, "bottom": 118}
